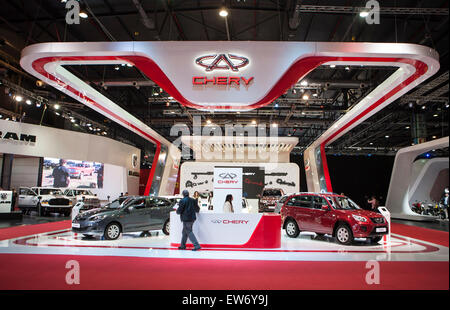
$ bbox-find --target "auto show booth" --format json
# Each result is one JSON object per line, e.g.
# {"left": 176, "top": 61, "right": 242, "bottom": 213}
{"left": 0, "top": 118, "right": 140, "bottom": 200}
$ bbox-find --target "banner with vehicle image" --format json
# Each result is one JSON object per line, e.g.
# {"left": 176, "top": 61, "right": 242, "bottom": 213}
{"left": 41, "top": 157, "right": 104, "bottom": 189}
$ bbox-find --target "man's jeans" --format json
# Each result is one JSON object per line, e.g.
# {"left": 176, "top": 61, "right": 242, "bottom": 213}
{"left": 181, "top": 221, "right": 200, "bottom": 248}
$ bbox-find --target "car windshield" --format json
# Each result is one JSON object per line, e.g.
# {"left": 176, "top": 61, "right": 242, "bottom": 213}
{"left": 105, "top": 198, "right": 127, "bottom": 209}
{"left": 39, "top": 188, "right": 63, "bottom": 195}
{"left": 326, "top": 196, "right": 361, "bottom": 210}
{"left": 263, "top": 189, "right": 282, "bottom": 196}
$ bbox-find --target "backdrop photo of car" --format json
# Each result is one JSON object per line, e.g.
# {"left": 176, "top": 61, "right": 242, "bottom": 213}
{"left": 41, "top": 157, "right": 104, "bottom": 189}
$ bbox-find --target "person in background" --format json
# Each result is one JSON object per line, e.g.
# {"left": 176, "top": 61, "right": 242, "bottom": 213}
{"left": 11, "top": 188, "right": 17, "bottom": 211}
{"left": 52, "top": 159, "right": 70, "bottom": 188}
{"left": 97, "top": 165, "right": 104, "bottom": 188}
{"left": 207, "top": 191, "right": 213, "bottom": 211}
{"left": 193, "top": 191, "right": 200, "bottom": 204}
{"left": 223, "top": 194, "right": 234, "bottom": 213}
{"left": 441, "top": 188, "right": 449, "bottom": 217}
{"left": 176, "top": 189, "right": 201, "bottom": 251}
{"left": 367, "top": 195, "right": 380, "bottom": 212}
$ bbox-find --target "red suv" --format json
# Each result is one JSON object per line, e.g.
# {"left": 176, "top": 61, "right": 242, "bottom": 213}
{"left": 280, "top": 193, "right": 388, "bottom": 245}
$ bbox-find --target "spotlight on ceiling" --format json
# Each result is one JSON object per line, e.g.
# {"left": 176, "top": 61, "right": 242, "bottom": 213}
{"left": 219, "top": 9, "right": 229, "bottom": 17}
{"left": 26, "top": 99, "right": 32, "bottom": 105}
{"left": 300, "top": 80, "right": 308, "bottom": 86}
{"left": 359, "top": 11, "right": 369, "bottom": 18}
{"left": 79, "top": 10, "right": 88, "bottom": 19}
{"left": 14, "top": 95, "right": 23, "bottom": 102}
{"left": 302, "top": 94, "right": 309, "bottom": 100}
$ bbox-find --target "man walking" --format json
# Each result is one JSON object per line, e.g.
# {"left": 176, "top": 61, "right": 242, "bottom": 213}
{"left": 176, "top": 189, "right": 201, "bottom": 251}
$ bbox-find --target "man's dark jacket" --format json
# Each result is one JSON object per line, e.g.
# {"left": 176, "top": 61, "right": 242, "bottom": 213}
{"left": 176, "top": 197, "right": 200, "bottom": 222}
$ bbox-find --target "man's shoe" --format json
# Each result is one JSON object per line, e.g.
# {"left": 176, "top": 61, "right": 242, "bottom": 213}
{"left": 178, "top": 246, "right": 186, "bottom": 250}
{"left": 192, "top": 246, "right": 201, "bottom": 251}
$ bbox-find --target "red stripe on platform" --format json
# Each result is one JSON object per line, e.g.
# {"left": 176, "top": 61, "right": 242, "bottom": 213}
{"left": 0, "top": 220, "right": 71, "bottom": 241}
{"left": 391, "top": 223, "right": 449, "bottom": 247}
{"left": 0, "top": 254, "right": 447, "bottom": 290}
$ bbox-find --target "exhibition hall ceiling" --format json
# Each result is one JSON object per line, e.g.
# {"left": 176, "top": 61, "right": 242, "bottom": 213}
{"left": 0, "top": 0, "right": 448, "bottom": 158}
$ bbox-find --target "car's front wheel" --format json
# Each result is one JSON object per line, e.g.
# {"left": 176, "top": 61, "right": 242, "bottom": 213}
{"left": 335, "top": 224, "right": 353, "bottom": 245}
{"left": 104, "top": 222, "right": 121, "bottom": 240}
{"left": 285, "top": 219, "right": 300, "bottom": 238}
{"left": 162, "top": 219, "right": 170, "bottom": 235}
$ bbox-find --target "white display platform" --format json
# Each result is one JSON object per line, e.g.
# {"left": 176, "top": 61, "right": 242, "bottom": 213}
{"left": 170, "top": 211, "right": 281, "bottom": 248}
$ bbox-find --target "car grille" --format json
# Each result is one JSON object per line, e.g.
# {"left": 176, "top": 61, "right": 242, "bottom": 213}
{"left": 48, "top": 198, "right": 70, "bottom": 206}
{"left": 371, "top": 217, "right": 385, "bottom": 224}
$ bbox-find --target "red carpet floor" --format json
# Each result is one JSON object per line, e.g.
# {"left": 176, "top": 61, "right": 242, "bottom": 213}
{"left": 0, "top": 254, "right": 447, "bottom": 290}
{"left": 0, "top": 220, "right": 71, "bottom": 241}
{"left": 0, "top": 220, "right": 447, "bottom": 290}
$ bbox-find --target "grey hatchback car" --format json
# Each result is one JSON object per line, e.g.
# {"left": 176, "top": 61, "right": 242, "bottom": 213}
{"left": 72, "top": 196, "right": 175, "bottom": 240}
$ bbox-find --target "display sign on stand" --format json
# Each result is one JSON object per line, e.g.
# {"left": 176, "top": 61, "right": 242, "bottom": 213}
{"left": 0, "top": 191, "right": 13, "bottom": 213}
{"left": 378, "top": 207, "right": 391, "bottom": 244}
{"left": 213, "top": 167, "right": 243, "bottom": 213}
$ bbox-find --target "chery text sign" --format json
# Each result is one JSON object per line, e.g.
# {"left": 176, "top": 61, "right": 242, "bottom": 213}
{"left": 193, "top": 53, "right": 254, "bottom": 87}
{"left": 213, "top": 167, "right": 243, "bottom": 213}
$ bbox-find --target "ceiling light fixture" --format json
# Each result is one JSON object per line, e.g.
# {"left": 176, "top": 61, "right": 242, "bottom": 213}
{"left": 79, "top": 11, "right": 88, "bottom": 19}
{"left": 219, "top": 9, "right": 229, "bottom": 17}
{"left": 359, "top": 11, "right": 369, "bottom": 18}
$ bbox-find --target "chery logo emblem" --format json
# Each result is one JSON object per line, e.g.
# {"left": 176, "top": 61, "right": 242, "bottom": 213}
{"left": 196, "top": 54, "right": 249, "bottom": 72}
{"left": 211, "top": 220, "right": 249, "bottom": 224}
{"left": 219, "top": 173, "right": 237, "bottom": 179}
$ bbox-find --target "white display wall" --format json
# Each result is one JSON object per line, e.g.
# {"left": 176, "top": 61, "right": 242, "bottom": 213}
{"left": 180, "top": 162, "right": 300, "bottom": 195}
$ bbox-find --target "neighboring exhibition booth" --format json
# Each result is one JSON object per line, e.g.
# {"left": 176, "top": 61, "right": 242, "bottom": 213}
{"left": 0, "top": 119, "right": 141, "bottom": 200}
{"left": 386, "top": 137, "right": 449, "bottom": 220}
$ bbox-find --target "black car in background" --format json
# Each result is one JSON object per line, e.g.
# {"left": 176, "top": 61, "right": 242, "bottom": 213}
{"left": 72, "top": 196, "right": 175, "bottom": 240}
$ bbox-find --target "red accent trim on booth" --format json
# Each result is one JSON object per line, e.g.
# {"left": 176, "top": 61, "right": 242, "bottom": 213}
{"left": 171, "top": 214, "right": 281, "bottom": 249}
{"left": 320, "top": 144, "right": 333, "bottom": 193}
{"left": 318, "top": 58, "right": 428, "bottom": 192}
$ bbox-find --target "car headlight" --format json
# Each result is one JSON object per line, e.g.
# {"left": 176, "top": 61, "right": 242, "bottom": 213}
{"left": 90, "top": 214, "right": 108, "bottom": 221}
{"left": 352, "top": 214, "right": 368, "bottom": 222}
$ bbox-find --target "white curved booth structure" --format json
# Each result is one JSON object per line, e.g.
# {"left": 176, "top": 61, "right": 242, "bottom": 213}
{"left": 386, "top": 137, "right": 449, "bottom": 220}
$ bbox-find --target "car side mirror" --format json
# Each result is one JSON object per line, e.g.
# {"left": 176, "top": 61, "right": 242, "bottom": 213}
{"left": 37, "top": 196, "right": 42, "bottom": 201}
{"left": 321, "top": 205, "right": 329, "bottom": 211}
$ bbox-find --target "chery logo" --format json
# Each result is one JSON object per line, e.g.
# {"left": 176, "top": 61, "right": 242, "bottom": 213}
{"left": 218, "top": 172, "right": 238, "bottom": 184}
{"left": 193, "top": 53, "right": 254, "bottom": 86}
{"left": 196, "top": 54, "right": 249, "bottom": 72}
{"left": 219, "top": 173, "right": 237, "bottom": 179}
{"left": 211, "top": 220, "right": 249, "bottom": 224}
